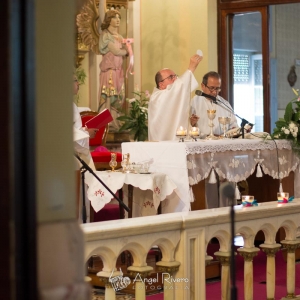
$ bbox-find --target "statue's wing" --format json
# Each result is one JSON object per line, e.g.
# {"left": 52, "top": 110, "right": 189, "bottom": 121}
{"left": 98, "top": 0, "right": 107, "bottom": 33}
{"left": 76, "top": 0, "right": 100, "bottom": 55}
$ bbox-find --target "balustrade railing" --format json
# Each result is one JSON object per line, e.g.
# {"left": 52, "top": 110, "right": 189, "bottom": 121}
{"left": 82, "top": 199, "right": 300, "bottom": 300}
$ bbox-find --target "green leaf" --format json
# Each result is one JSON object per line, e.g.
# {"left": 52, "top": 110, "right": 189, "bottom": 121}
{"left": 284, "top": 102, "right": 293, "bottom": 122}
{"left": 117, "top": 116, "right": 131, "bottom": 121}
{"left": 274, "top": 119, "right": 287, "bottom": 128}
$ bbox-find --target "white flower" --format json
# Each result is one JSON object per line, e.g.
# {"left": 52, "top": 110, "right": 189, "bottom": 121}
{"left": 292, "top": 132, "right": 298, "bottom": 137}
{"left": 281, "top": 127, "right": 286, "bottom": 131}
{"left": 289, "top": 122, "right": 296, "bottom": 129}
{"left": 294, "top": 126, "right": 298, "bottom": 133}
{"left": 284, "top": 129, "right": 290, "bottom": 135}
{"left": 128, "top": 98, "right": 136, "bottom": 103}
{"left": 140, "top": 107, "right": 148, "bottom": 112}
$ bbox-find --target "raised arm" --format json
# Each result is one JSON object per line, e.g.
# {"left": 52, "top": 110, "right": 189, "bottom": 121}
{"left": 188, "top": 54, "right": 203, "bottom": 73}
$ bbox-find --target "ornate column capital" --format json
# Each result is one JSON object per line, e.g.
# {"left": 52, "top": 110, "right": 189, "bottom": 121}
{"left": 281, "top": 240, "right": 300, "bottom": 253}
{"left": 237, "top": 247, "right": 260, "bottom": 261}
{"left": 260, "top": 243, "right": 281, "bottom": 257}
{"left": 156, "top": 261, "right": 180, "bottom": 274}
{"left": 127, "top": 266, "right": 153, "bottom": 279}
{"left": 214, "top": 251, "right": 231, "bottom": 266}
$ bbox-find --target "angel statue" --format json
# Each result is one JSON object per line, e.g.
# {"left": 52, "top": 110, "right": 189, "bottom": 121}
{"left": 76, "top": 0, "right": 134, "bottom": 131}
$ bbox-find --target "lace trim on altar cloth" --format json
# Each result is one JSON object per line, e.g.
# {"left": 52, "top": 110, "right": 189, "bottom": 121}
{"left": 187, "top": 140, "right": 300, "bottom": 185}
{"left": 185, "top": 139, "right": 292, "bottom": 155}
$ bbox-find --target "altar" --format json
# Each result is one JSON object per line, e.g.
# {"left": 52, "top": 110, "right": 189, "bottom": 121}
{"left": 122, "top": 139, "right": 300, "bottom": 211}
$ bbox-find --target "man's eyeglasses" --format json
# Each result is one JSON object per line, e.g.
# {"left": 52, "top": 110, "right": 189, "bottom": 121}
{"left": 160, "top": 74, "right": 178, "bottom": 83}
{"left": 204, "top": 84, "right": 221, "bottom": 92}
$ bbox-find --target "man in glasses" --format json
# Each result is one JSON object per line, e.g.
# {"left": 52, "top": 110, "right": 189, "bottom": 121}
{"left": 148, "top": 54, "right": 203, "bottom": 141}
{"left": 190, "top": 71, "right": 239, "bottom": 209}
{"left": 190, "top": 71, "right": 238, "bottom": 136}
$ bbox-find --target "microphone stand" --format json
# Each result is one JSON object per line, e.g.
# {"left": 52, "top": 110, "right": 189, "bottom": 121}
{"left": 230, "top": 197, "right": 237, "bottom": 300}
{"left": 221, "top": 183, "right": 238, "bottom": 300}
{"left": 74, "top": 154, "right": 130, "bottom": 223}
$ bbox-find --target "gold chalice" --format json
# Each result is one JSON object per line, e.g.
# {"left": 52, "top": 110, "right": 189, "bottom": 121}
{"left": 206, "top": 110, "right": 218, "bottom": 140}
{"left": 218, "top": 117, "right": 231, "bottom": 139}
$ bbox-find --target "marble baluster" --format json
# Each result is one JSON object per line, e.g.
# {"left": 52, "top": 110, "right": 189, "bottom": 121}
{"left": 97, "top": 272, "right": 118, "bottom": 300}
{"left": 280, "top": 240, "right": 300, "bottom": 300}
{"left": 127, "top": 266, "right": 153, "bottom": 300}
{"left": 260, "top": 244, "right": 281, "bottom": 300}
{"left": 215, "top": 251, "right": 231, "bottom": 300}
{"left": 237, "top": 247, "right": 260, "bottom": 300}
{"left": 156, "top": 261, "right": 181, "bottom": 300}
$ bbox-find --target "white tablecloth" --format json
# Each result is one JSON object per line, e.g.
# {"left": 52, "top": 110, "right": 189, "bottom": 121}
{"left": 122, "top": 142, "right": 191, "bottom": 212}
{"left": 122, "top": 139, "right": 300, "bottom": 210}
{"left": 85, "top": 171, "right": 180, "bottom": 214}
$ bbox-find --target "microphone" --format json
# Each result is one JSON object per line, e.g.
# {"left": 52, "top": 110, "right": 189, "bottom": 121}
{"left": 221, "top": 182, "right": 235, "bottom": 202}
{"left": 195, "top": 90, "right": 217, "bottom": 103}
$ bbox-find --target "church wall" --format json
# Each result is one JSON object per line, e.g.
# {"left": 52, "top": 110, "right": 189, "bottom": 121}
{"left": 77, "top": 0, "right": 217, "bottom": 107}
{"left": 140, "top": 0, "right": 218, "bottom": 93}
{"left": 275, "top": 3, "right": 300, "bottom": 114}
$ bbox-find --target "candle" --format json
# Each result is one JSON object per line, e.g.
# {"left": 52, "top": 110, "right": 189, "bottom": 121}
{"left": 176, "top": 126, "right": 187, "bottom": 136}
{"left": 242, "top": 195, "right": 255, "bottom": 207}
{"left": 277, "top": 192, "right": 289, "bottom": 203}
{"left": 189, "top": 127, "right": 199, "bottom": 136}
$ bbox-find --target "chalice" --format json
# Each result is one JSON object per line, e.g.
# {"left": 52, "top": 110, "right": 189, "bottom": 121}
{"left": 218, "top": 117, "right": 231, "bottom": 139}
{"left": 206, "top": 110, "right": 218, "bottom": 140}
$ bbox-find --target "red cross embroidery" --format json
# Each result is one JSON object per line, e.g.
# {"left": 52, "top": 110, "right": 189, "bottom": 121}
{"left": 143, "top": 201, "right": 154, "bottom": 208}
{"left": 154, "top": 187, "right": 160, "bottom": 194}
{"left": 95, "top": 189, "right": 105, "bottom": 197}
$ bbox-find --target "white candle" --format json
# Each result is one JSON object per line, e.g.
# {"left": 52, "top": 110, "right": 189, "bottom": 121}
{"left": 242, "top": 195, "right": 254, "bottom": 202}
{"left": 277, "top": 192, "right": 289, "bottom": 200}
{"left": 189, "top": 127, "right": 199, "bottom": 136}
{"left": 176, "top": 126, "right": 187, "bottom": 136}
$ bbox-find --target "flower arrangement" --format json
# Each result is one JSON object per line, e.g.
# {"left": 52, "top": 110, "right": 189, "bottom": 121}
{"left": 74, "top": 67, "right": 87, "bottom": 104}
{"left": 271, "top": 88, "right": 300, "bottom": 155}
{"left": 117, "top": 90, "right": 150, "bottom": 141}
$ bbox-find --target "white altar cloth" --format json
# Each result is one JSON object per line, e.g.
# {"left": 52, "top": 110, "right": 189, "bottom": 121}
{"left": 122, "top": 142, "right": 191, "bottom": 212}
{"left": 85, "top": 171, "right": 180, "bottom": 214}
{"left": 122, "top": 139, "right": 300, "bottom": 210}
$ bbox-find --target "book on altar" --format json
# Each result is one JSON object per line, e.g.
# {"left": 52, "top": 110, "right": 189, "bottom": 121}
{"left": 85, "top": 109, "right": 113, "bottom": 129}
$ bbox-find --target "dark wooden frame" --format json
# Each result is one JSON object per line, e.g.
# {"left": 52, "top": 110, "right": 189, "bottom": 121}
{"left": 217, "top": 0, "right": 300, "bottom": 132}
{"left": 0, "top": 0, "right": 37, "bottom": 299}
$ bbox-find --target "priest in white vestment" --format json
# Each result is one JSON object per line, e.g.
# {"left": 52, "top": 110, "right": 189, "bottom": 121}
{"left": 190, "top": 71, "right": 238, "bottom": 136}
{"left": 190, "top": 71, "right": 239, "bottom": 209}
{"left": 148, "top": 54, "right": 203, "bottom": 141}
